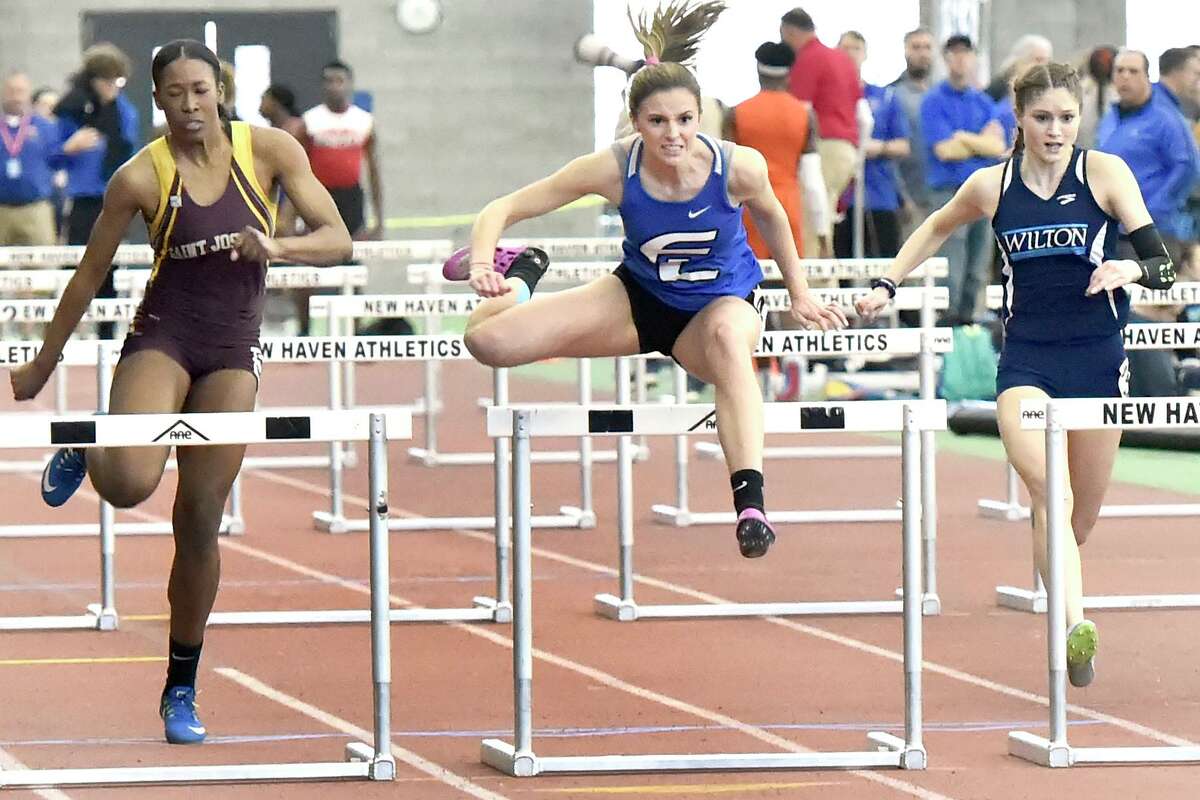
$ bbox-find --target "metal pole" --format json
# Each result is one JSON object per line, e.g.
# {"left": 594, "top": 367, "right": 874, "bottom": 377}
{"left": 1007, "top": 462, "right": 1021, "bottom": 510}
{"left": 901, "top": 404, "right": 924, "bottom": 751}
{"left": 511, "top": 409, "right": 534, "bottom": 755}
{"left": 1044, "top": 403, "right": 1068, "bottom": 747}
{"left": 673, "top": 363, "right": 689, "bottom": 513}
{"left": 493, "top": 368, "right": 511, "bottom": 608}
{"left": 55, "top": 364, "right": 68, "bottom": 414}
{"left": 918, "top": 328, "right": 938, "bottom": 602}
{"left": 616, "top": 358, "right": 634, "bottom": 602}
{"left": 852, "top": 154, "right": 866, "bottom": 259}
{"left": 578, "top": 358, "right": 594, "bottom": 517}
{"left": 227, "top": 474, "right": 243, "bottom": 534}
{"left": 424, "top": 296, "right": 442, "bottom": 455}
{"left": 367, "top": 413, "right": 393, "bottom": 761}
{"left": 97, "top": 343, "right": 116, "bottom": 619}
{"left": 328, "top": 345, "right": 345, "bottom": 523}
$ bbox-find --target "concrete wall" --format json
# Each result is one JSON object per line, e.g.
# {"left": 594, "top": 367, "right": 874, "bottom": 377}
{"left": 0, "top": 0, "right": 597, "bottom": 243}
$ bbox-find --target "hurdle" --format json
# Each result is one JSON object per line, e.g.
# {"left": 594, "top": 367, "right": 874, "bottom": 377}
{"left": 1009, "top": 396, "right": 1200, "bottom": 768}
{"left": 0, "top": 409, "right": 397, "bottom": 787}
{"left": 988, "top": 322, "right": 1200, "bottom": 613}
{"left": 979, "top": 282, "right": 1200, "bottom": 523}
{"left": 0, "top": 340, "right": 242, "bottom": 540}
{"left": 481, "top": 401, "right": 938, "bottom": 775}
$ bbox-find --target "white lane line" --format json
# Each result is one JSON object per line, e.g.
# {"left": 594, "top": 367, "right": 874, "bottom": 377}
{"left": 0, "top": 749, "right": 74, "bottom": 799}
{"left": 250, "top": 469, "right": 1200, "bottom": 748}
{"left": 218, "top": 534, "right": 957, "bottom": 800}
{"left": 215, "top": 668, "right": 510, "bottom": 800}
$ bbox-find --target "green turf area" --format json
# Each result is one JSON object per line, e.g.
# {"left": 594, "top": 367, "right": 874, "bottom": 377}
{"left": 510, "top": 355, "right": 1199, "bottom": 498}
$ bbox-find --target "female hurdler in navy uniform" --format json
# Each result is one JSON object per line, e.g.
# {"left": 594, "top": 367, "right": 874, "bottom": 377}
{"left": 8, "top": 40, "right": 351, "bottom": 743}
{"left": 444, "top": 0, "right": 846, "bottom": 559}
{"left": 858, "top": 63, "right": 1176, "bottom": 688}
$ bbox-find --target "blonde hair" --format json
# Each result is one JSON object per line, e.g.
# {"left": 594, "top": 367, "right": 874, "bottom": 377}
{"left": 626, "top": 0, "right": 725, "bottom": 119}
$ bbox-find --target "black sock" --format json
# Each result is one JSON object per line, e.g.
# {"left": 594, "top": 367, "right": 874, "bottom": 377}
{"left": 165, "top": 637, "right": 203, "bottom": 693}
{"left": 731, "top": 469, "right": 765, "bottom": 514}
{"left": 505, "top": 247, "right": 550, "bottom": 294}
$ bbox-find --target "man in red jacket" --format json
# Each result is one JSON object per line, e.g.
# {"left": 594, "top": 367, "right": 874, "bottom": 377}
{"left": 781, "top": 7, "right": 863, "bottom": 257}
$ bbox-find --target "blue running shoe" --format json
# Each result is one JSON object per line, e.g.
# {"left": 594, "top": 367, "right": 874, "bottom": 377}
{"left": 41, "top": 448, "right": 87, "bottom": 508}
{"left": 161, "top": 686, "right": 206, "bottom": 744}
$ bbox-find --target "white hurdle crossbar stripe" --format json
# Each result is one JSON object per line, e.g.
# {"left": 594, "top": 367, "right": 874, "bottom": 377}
{"left": 986, "top": 281, "right": 1200, "bottom": 310}
{"left": 0, "top": 240, "right": 454, "bottom": 268}
{"left": 407, "top": 256, "right": 949, "bottom": 285}
{"left": 0, "top": 411, "right": 399, "bottom": 788}
{"left": 487, "top": 400, "right": 948, "bottom": 438}
{"left": 1008, "top": 398, "right": 1200, "bottom": 769}
{"left": 480, "top": 401, "right": 937, "bottom": 776}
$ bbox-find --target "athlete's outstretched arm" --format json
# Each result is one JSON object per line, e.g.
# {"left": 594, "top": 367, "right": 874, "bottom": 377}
{"left": 466, "top": 149, "right": 620, "bottom": 296}
{"left": 736, "top": 145, "right": 846, "bottom": 330}
{"left": 1084, "top": 151, "right": 1172, "bottom": 294}
{"left": 9, "top": 162, "right": 142, "bottom": 401}
{"left": 238, "top": 127, "right": 351, "bottom": 266}
{"left": 856, "top": 164, "right": 997, "bottom": 320}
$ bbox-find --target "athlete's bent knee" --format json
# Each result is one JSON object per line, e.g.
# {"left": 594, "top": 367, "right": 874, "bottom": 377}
{"left": 103, "top": 474, "right": 162, "bottom": 509}
{"left": 464, "top": 326, "right": 517, "bottom": 368}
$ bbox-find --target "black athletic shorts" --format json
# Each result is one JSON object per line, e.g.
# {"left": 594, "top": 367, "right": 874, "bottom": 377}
{"left": 328, "top": 184, "right": 365, "bottom": 236}
{"left": 121, "top": 313, "right": 263, "bottom": 384}
{"left": 613, "top": 264, "right": 759, "bottom": 359}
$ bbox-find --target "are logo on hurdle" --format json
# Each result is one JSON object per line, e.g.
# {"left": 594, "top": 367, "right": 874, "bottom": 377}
{"left": 154, "top": 420, "right": 210, "bottom": 442}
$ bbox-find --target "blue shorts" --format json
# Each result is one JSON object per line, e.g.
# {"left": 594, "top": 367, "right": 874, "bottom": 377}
{"left": 996, "top": 333, "right": 1128, "bottom": 399}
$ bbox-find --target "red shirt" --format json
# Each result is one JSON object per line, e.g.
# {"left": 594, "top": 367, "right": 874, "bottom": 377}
{"left": 788, "top": 37, "right": 862, "bottom": 144}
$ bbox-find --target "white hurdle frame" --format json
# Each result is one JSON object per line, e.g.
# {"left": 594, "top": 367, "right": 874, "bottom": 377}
{"left": 598, "top": 397, "right": 948, "bottom": 621}
{"left": 0, "top": 409, "right": 397, "bottom": 788}
{"left": 481, "top": 401, "right": 939, "bottom": 775}
{"left": 988, "top": 321, "right": 1200, "bottom": 613}
{"left": 980, "top": 283, "right": 1200, "bottom": 523}
{"left": 1009, "top": 397, "right": 1200, "bottom": 768}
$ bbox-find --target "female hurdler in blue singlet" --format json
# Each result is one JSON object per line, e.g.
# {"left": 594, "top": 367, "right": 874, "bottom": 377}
{"left": 445, "top": 0, "right": 847, "bottom": 559}
{"left": 858, "top": 63, "right": 1176, "bottom": 688}
{"left": 8, "top": 40, "right": 351, "bottom": 743}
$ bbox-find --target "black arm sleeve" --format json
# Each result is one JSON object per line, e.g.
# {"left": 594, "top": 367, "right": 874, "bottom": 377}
{"left": 1127, "top": 224, "right": 1176, "bottom": 290}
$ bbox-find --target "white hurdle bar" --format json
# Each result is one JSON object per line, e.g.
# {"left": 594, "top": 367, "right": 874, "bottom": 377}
{"left": 997, "top": 390, "right": 1200, "bottom": 615}
{"left": 603, "top": 396, "right": 948, "bottom": 620}
{"left": 654, "top": 327, "right": 952, "bottom": 522}
{"left": 980, "top": 283, "right": 1200, "bottom": 523}
{"left": 1009, "top": 397, "right": 1200, "bottom": 768}
{"left": 0, "top": 409, "right": 397, "bottom": 788}
{"left": 481, "top": 401, "right": 938, "bottom": 775}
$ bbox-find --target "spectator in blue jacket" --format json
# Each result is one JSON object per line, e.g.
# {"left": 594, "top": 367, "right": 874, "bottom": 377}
{"left": 835, "top": 31, "right": 911, "bottom": 258}
{"left": 1154, "top": 46, "right": 1200, "bottom": 123}
{"left": 0, "top": 71, "right": 64, "bottom": 247}
{"left": 1096, "top": 49, "right": 1199, "bottom": 257}
{"left": 921, "top": 34, "right": 1006, "bottom": 323}
{"left": 54, "top": 43, "right": 139, "bottom": 338}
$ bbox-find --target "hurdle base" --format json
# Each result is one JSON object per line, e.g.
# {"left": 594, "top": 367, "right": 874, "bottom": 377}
{"left": 650, "top": 505, "right": 900, "bottom": 526}
{"left": 1008, "top": 731, "right": 1072, "bottom": 767}
{"left": 996, "top": 586, "right": 1047, "bottom": 613}
{"left": 981, "top": 499, "right": 1200, "bottom": 522}
{"left": 313, "top": 508, "right": 591, "bottom": 533}
{"left": 997, "top": 586, "right": 1200, "bottom": 613}
{"left": 694, "top": 441, "right": 901, "bottom": 461}
{"left": 345, "top": 742, "right": 397, "bottom": 780}
{"left": 593, "top": 593, "right": 906, "bottom": 619}
{"left": 481, "top": 735, "right": 917, "bottom": 776}
{"left": 977, "top": 499, "right": 1029, "bottom": 521}
{"left": 206, "top": 597, "right": 507, "bottom": 627}
{"left": 0, "top": 603, "right": 118, "bottom": 632}
{"left": 406, "top": 446, "right": 630, "bottom": 466}
{"left": 0, "top": 517, "right": 238, "bottom": 539}
{"left": 892, "top": 588, "right": 943, "bottom": 616}
{"left": 0, "top": 760, "right": 377, "bottom": 788}
{"left": 866, "top": 732, "right": 927, "bottom": 770}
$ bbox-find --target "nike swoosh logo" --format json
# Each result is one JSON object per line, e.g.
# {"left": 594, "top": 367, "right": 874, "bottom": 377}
{"left": 733, "top": 480, "right": 748, "bottom": 492}
{"left": 42, "top": 471, "right": 56, "bottom": 493}
{"left": 687, "top": 206, "right": 711, "bottom": 219}
{"left": 187, "top": 725, "right": 206, "bottom": 734}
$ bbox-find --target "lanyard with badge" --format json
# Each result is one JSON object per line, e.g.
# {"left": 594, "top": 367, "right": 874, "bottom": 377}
{"left": 1, "top": 115, "right": 31, "bottom": 179}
